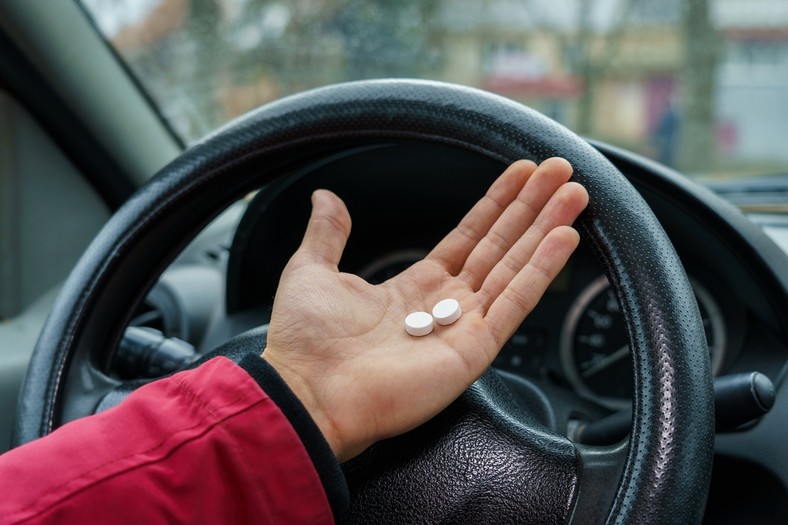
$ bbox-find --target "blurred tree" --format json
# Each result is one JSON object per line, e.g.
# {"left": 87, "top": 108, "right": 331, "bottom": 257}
{"left": 680, "top": 0, "right": 720, "bottom": 171}
{"left": 330, "top": 0, "right": 442, "bottom": 79}
{"left": 225, "top": 0, "right": 441, "bottom": 100}
{"left": 571, "top": 0, "right": 636, "bottom": 136}
{"left": 185, "top": 0, "right": 224, "bottom": 131}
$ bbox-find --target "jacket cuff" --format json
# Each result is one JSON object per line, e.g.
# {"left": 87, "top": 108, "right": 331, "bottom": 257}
{"left": 238, "top": 353, "right": 349, "bottom": 518}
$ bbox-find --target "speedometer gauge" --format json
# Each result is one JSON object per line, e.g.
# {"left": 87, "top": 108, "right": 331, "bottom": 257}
{"left": 560, "top": 275, "right": 725, "bottom": 410}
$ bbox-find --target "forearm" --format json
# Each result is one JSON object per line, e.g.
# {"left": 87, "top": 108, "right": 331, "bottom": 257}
{"left": 0, "top": 356, "right": 347, "bottom": 524}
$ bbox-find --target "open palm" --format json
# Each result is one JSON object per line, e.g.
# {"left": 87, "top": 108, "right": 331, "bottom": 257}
{"left": 263, "top": 158, "right": 589, "bottom": 461}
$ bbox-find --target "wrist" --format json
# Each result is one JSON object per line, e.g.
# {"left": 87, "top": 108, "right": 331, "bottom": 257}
{"left": 260, "top": 350, "right": 349, "bottom": 461}
{"left": 238, "top": 353, "right": 350, "bottom": 514}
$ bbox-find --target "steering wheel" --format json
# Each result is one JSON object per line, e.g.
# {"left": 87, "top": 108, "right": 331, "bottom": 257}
{"left": 14, "top": 80, "right": 713, "bottom": 523}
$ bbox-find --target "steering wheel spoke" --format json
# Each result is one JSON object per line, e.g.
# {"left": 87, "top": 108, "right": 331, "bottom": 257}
{"left": 570, "top": 441, "right": 629, "bottom": 523}
{"left": 342, "top": 369, "right": 582, "bottom": 524}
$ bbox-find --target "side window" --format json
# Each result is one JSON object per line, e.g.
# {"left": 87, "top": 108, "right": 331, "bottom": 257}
{"left": 0, "top": 91, "right": 110, "bottom": 319}
{"left": 0, "top": 90, "right": 110, "bottom": 451}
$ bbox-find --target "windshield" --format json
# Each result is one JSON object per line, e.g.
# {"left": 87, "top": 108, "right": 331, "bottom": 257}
{"left": 80, "top": 0, "right": 788, "bottom": 182}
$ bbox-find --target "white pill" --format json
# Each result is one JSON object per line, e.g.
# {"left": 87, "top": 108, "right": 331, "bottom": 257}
{"left": 405, "top": 311, "right": 434, "bottom": 337}
{"left": 432, "top": 298, "right": 462, "bottom": 326}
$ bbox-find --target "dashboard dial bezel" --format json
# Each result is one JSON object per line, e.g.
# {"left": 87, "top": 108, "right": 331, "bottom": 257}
{"left": 560, "top": 274, "right": 726, "bottom": 410}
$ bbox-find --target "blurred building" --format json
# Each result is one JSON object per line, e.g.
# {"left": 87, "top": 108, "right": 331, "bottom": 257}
{"left": 716, "top": 0, "right": 788, "bottom": 166}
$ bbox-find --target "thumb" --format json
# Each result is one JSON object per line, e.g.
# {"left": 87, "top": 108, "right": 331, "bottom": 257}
{"left": 295, "top": 189, "right": 352, "bottom": 269}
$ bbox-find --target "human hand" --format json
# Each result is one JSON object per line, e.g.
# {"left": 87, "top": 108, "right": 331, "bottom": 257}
{"left": 261, "top": 158, "right": 588, "bottom": 462}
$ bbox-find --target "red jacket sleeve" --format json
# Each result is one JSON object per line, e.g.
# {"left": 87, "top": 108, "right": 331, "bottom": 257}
{"left": 0, "top": 356, "right": 347, "bottom": 524}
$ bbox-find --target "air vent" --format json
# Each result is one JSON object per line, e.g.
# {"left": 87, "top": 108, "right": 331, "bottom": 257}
{"left": 127, "top": 284, "right": 185, "bottom": 340}
{"left": 128, "top": 300, "right": 167, "bottom": 334}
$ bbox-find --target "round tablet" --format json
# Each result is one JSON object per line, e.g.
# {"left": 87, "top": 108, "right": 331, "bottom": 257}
{"left": 433, "top": 298, "right": 462, "bottom": 326}
{"left": 405, "top": 311, "right": 434, "bottom": 337}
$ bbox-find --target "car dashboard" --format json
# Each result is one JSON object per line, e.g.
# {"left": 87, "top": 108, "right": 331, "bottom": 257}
{"left": 136, "top": 140, "right": 788, "bottom": 520}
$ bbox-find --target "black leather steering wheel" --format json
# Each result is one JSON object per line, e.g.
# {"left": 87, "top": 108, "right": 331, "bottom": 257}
{"left": 15, "top": 80, "right": 714, "bottom": 523}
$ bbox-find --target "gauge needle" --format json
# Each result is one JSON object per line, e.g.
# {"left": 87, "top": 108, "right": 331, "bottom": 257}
{"left": 581, "top": 345, "right": 629, "bottom": 378}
